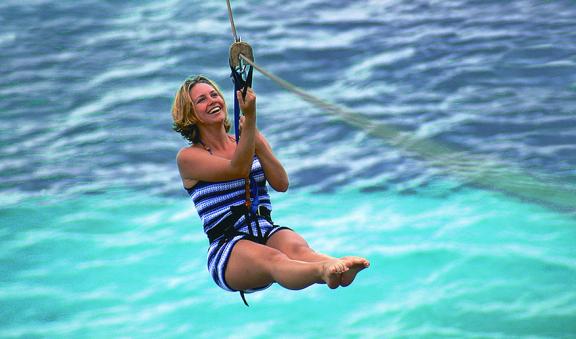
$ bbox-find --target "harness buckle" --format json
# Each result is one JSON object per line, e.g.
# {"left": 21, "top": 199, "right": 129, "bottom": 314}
{"left": 256, "top": 205, "right": 265, "bottom": 216}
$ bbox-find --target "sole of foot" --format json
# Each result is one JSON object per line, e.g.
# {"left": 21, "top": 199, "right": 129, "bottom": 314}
{"left": 340, "top": 256, "right": 370, "bottom": 287}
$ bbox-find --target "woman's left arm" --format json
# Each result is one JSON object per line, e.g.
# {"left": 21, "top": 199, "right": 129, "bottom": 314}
{"left": 255, "top": 130, "right": 289, "bottom": 192}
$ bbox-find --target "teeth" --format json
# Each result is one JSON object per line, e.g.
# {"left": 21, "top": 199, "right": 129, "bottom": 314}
{"left": 209, "top": 107, "right": 221, "bottom": 114}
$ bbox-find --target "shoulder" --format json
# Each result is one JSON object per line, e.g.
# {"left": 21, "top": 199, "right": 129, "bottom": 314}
{"left": 176, "top": 146, "right": 203, "bottom": 165}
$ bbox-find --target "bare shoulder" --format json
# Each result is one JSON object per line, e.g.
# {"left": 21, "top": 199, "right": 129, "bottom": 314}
{"left": 177, "top": 145, "right": 203, "bottom": 165}
{"left": 176, "top": 146, "right": 209, "bottom": 175}
{"left": 176, "top": 146, "right": 206, "bottom": 186}
{"left": 176, "top": 143, "right": 239, "bottom": 183}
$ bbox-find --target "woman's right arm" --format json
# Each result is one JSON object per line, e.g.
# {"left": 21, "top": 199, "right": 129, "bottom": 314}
{"left": 176, "top": 88, "right": 257, "bottom": 182}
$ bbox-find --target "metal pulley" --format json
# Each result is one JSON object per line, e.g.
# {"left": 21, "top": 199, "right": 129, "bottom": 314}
{"left": 229, "top": 41, "right": 254, "bottom": 69}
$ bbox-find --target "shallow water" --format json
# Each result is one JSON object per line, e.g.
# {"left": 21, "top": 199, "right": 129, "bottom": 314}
{"left": 1, "top": 0, "right": 576, "bottom": 338}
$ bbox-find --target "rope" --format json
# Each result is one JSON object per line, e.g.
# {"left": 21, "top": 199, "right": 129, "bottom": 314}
{"left": 225, "top": 0, "right": 239, "bottom": 42}
{"left": 238, "top": 53, "right": 575, "bottom": 213}
{"left": 223, "top": 2, "right": 575, "bottom": 214}
{"left": 238, "top": 54, "right": 377, "bottom": 132}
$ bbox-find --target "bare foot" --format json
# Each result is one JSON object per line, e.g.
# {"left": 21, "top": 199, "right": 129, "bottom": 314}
{"left": 340, "top": 256, "right": 370, "bottom": 287}
{"left": 320, "top": 259, "right": 348, "bottom": 289}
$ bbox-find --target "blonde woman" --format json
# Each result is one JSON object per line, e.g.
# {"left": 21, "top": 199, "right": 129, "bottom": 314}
{"left": 171, "top": 75, "right": 369, "bottom": 303}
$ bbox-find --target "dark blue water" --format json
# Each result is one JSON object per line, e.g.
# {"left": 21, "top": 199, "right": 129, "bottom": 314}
{"left": 1, "top": 0, "right": 576, "bottom": 338}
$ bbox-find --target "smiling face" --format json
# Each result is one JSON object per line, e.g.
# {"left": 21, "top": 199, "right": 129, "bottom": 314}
{"left": 190, "top": 82, "right": 226, "bottom": 126}
{"left": 171, "top": 75, "right": 231, "bottom": 144}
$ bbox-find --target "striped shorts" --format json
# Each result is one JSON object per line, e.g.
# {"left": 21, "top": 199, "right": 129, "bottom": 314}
{"left": 206, "top": 215, "right": 289, "bottom": 293}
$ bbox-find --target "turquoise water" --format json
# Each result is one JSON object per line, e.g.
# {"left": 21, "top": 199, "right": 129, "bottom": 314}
{"left": 2, "top": 0, "right": 576, "bottom": 338}
{"left": 3, "top": 186, "right": 575, "bottom": 337}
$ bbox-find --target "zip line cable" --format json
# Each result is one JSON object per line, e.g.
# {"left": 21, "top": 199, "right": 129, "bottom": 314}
{"left": 238, "top": 54, "right": 575, "bottom": 213}
{"left": 225, "top": 0, "right": 239, "bottom": 42}
{"left": 223, "top": 1, "right": 576, "bottom": 214}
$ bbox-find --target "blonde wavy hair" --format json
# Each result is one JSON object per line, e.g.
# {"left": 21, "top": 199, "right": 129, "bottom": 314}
{"left": 171, "top": 75, "right": 231, "bottom": 144}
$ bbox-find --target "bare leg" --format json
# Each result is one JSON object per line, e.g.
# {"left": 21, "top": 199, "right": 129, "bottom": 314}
{"left": 267, "top": 230, "right": 370, "bottom": 287}
{"left": 266, "top": 229, "right": 335, "bottom": 262}
{"left": 225, "top": 239, "right": 348, "bottom": 290}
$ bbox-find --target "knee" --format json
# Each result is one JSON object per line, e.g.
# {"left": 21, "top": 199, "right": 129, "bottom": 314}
{"left": 286, "top": 243, "right": 314, "bottom": 259}
{"left": 264, "top": 250, "right": 292, "bottom": 274}
{"left": 268, "top": 250, "right": 290, "bottom": 264}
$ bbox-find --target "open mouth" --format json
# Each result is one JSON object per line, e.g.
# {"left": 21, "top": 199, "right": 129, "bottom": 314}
{"left": 208, "top": 106, "right": 222, "bottom": 115}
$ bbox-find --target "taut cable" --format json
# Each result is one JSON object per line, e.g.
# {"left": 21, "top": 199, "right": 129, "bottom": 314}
{"left": 226, "top": 0, "right": 239, "bottom": 42}
{"left": 223, "top": 1, "right": 575, "bottom": 213}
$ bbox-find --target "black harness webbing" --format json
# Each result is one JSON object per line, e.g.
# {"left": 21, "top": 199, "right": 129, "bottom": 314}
{"left": 206, "top": 205, "right": 272, "bottom": 244}
{"left": 228, "top": 40, "right": 261, "bottom": 307}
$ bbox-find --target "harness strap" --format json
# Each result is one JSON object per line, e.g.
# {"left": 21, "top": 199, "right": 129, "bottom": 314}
{"left": 230, "top": 52, "right": 259, "bottom": 215}
{"left": 230, "top": 60, "right": 253, "bottom": 142}
{"left": 206, "top": 205, "right": 272, "bottom": 243}
{"left": 229, "top": 39, "right": 260, "bottom": 308}
{"left": 239, "top": 291, "right": 249, "bottom": 307}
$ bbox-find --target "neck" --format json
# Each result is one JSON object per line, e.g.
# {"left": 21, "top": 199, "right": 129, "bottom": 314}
{"left": 197, "top": 125, "right": 230, "bottom": 151}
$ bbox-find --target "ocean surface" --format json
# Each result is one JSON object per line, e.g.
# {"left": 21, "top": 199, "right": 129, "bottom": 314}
{"left": 1, "top": 0, "right": 576, "bottom": 338}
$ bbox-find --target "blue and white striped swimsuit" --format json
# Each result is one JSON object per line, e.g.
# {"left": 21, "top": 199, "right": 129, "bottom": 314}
{"left": 187, "top": 157, "right": 286, "bottom": 292}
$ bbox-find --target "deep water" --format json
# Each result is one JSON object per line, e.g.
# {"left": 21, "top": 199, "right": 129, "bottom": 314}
{"left": 1, "top": 0, "right": 575, "bottom": 338}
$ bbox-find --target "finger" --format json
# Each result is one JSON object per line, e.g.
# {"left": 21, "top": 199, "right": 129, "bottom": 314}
{"left": 236, "top": 90, "right": 244, "bottom": 105}
{"left": 241, "top": 87, "right": 253, "bottom": 97}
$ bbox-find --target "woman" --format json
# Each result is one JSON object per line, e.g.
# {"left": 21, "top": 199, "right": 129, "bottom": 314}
{"left": 171, "top": 75, "right": 369, "bottom": 300}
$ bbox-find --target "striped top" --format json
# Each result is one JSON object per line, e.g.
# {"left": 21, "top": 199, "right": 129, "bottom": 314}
{"left": 186, "top": 157, "right": 272, "bottom": 235}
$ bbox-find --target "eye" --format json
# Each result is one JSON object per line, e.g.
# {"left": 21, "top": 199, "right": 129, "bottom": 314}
{"left": 196, "top": 97, "right": 205, "bottom": 104}
{"left": 210, "top": 92, "right": 219, "bottom": 98}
